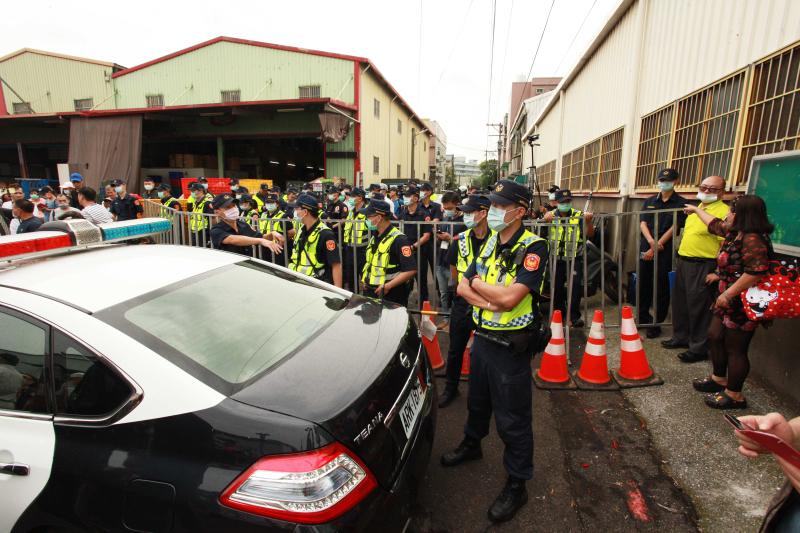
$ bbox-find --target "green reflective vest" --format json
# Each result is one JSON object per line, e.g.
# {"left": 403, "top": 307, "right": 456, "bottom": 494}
{"left": 344, "top": 210, "right": 369, "bottom": 246}
{"left": 190, "top": 197, "right": 211, "bottom": 232}
{"left": 550, "top": 208, "right": 584, "bottom": 258}
{"left": 259, "top": 210, "right": 286, "bottom": 234}
{"left": 472, "top": 230, "right": 547, "bottom": 331}
{"left": 455, "top": 229, "right": 493, "bottom": 283}
{"left": 289, "top": 221, "right": 329, "bottom": 278}
{"left": 362, "top": 226, "right": 403, "bottom": 286}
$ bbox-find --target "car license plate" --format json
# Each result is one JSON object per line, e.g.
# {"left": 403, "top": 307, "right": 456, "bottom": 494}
{"left": 399, "top": 377, "right": 425, "bottom": 438}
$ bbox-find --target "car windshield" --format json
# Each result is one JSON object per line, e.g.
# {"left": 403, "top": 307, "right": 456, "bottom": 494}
{"left": 98, "top": 260, "right": 348, "bottom": 394}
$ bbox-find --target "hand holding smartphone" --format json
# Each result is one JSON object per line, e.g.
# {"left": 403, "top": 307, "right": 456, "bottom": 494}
{"left": 726, "top": 414, "right": 800, "bottom": 469}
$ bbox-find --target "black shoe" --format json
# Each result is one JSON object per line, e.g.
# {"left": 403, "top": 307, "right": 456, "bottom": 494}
{"left": 692, "top": 376, "right": 726, "bottom": 393}
{"left": 705, "top": 391, "right": 748, "bottom": 410}
{"left": 645, "top": 326, "right": 662, "bottom": 339}
{"left": 438, "top": 387, "right": 460, "bottom": 408}
{"left": 571, "top": 318, "right": 585, "bottom": 328}
{"left": 661, "top": 338, "right": 689, "bottom": 349}
{"left": 678, "top": 351, "right": 708, "bottom": 363}
{"left": 440, "top": 437, "right": 482, "bottom": 467}
{"left": 488, "top": 477, "right": 528, "bottom": 523}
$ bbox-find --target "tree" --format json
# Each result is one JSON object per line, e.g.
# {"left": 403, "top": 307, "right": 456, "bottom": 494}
{"left": 474, "top": 159, "right": 498, "bottom": 189}
{"left": 445, "top": 164, "right": 456, "bottom": 189}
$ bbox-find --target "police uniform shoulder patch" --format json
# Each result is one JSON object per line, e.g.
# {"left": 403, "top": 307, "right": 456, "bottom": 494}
{"left": 326, "top": 240, "right": 336, "bottom": 251}
{"left": 401, "top": 245, "right": 413, "bottom": 257}
{"left": 523, "top": 253, "right": 540, "bottom": 271}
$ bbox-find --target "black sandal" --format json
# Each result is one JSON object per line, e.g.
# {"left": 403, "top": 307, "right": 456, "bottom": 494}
{"left": 704, "top": 391, "right": 747, "bottom": 410}
{"left": 692, "top": 376, "right": 725, "bottom": 393}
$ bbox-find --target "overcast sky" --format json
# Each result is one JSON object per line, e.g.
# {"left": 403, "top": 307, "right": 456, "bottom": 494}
{"left": 3, "top": 0, "right": 618, "bottom": 161}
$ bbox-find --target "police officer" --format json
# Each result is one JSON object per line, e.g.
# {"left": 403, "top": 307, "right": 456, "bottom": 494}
{"left": 342, "top": 187, "right": 369, "bottom": 291}
{"left": 441, "top": 179, "right": 548, "bottom": 523}
{"left": 361, "top": 196, "right": 417, "bottom": 306}
{"left": 156, "top": 183, "right": 181, "bottom": 212}
{"left": 398, "top": 185, "right": 432, "bottom": 301}
{"left": 259, "top": 192, "right": 289, "bottom": 265}
{"left": 324, "top": 185, "right": 349, "bottom": 226}
{"left": 188, "top": 182, "right": 214, "bottom": 247}
{"left": 186, "top": 178, "right": 213, "bottom": 211}
{"left": 238, "top": 193, "right": 260, "bottom": 223}
{"left": 439, "top": 194, "right": 491, "bottom": 408}
{"left": 109, "top": 179, "right": 142, "bottom": 222}
{"left": 543, "top": 189, "right": 594, "bottom": 327}
{"left": 288, "top": 194, "right": 342, "bottom": 287}
{"left": 253, "top": 183, "right": 271, "bottom": 211}
{"left": 209, "top": 193, "right": 283, "bottom": 257}
{"left": 142, "top": 177, "right": 158, "bottom": 200}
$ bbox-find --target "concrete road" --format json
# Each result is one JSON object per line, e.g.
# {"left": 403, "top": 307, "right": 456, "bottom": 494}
{"left": 410, "top": 313, "right": 798, "bottom": 532}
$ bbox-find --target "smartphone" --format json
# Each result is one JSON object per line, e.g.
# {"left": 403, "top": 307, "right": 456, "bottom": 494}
{"left": 725, "top": 414, "right": 800, "bottom": 469}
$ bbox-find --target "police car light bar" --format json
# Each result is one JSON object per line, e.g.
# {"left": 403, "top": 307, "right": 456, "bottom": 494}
{"left": 0, "top": 217, "right": 172, "bottom": 261}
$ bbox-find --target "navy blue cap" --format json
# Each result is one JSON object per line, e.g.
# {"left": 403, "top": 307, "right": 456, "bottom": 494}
{"left": 351, "top": 187, "right": 367, "bottom": 198}
{"left": 287, "top": 187, "right": 299, "bottom": 194}
{"left": 238, "top": 193, "right": 253, "bottom": 203}
{"left": 404, "top": 186, "right": 420, "bottom": 197}
{"left": 420, "top": 182, "right": 433, "bottom": 191}
{"left": 110, "top": 179, "right": 124, "bottom": 187}
{"left": 547, "top": 185, "right": 560, "bottom": 194}
{"left": 326, "top": 185, "right": 340, "bottom": 194}
{"left": 361, "top": 196, "right": 391, "bottom": 216}
{"left": 459, "top": 195, "right": 491, "bottom": 213}
{"left": 260, "top": 182, "right": 271, "bottom": 190}
{"left": 295, "top": 194, "right": 320, "bottom": 211}
{"left": 554, "top": 189, "right": 573, "bottom": 202}
{"left": 69, "top": 173, "right": 84, "bottom": 182}
{"left": 264, "top": 193, "right": 279, "bottom": 202}
{"left": 188, "top": 182, "right": 204, "bottom": 192}
{"left": 489, "top": 179, "right": 531, "bottom": 207}
{"left": 211, "top": 193, "right": 235, "bottom": 210}
{"left": 197, "top": 176, "right": 208, "bottom": 182}
{"left": 156, "top": 183, "right": 171, "bottom": 191}
{"left": 658, "top": 168, "right": 679, "bottom": 181}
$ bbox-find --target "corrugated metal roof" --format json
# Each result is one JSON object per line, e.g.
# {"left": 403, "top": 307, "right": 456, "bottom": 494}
{"left": 0, "top": 47, "right": 124, "bottom": 69}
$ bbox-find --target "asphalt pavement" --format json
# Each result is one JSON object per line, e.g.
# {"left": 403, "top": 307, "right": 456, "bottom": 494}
{"left": 410, "top": 304, "right": 798, "bottom": 533}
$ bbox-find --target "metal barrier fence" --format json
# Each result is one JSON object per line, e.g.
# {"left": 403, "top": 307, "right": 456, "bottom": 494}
{"left": 142, "top": 200, "right": 686, "bottom": 339}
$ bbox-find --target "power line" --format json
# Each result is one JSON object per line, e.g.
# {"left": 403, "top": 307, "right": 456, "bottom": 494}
{"left": 498, "top": 0, "right": 517, "bottom": 96}
{"left": 485, "top": 0, "right": 498, "bottom": 156}
{"left": 434, "top": 0, "right": 476, "bottom": 94}
{"left": 417, "top": 0, "right": 424, "bottom": 104}
{"left": 554, "top": 0, "right": 598, "bottom": 74}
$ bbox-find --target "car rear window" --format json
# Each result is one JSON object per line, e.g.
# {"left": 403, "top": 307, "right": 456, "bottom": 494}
{"left": 97, "top": 261, "right": 348, "bottom": 394}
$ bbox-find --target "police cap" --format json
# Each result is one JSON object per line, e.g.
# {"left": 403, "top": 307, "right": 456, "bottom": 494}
{"left": 295, "top": 194, "right": 319, "bottom": 211}
{"left": 211, "top": 193, "right": 235, "bottom": 210}
{"left": 420, "top": 182, "right": 433, "bottom": 191}
{"left": 188, "top": 182, "right": 204, "bottom": 192}
{"left": 156, "top": 183, "right": 171, "bottom": 192}
{"left": 361, "top": 196, "right": 391, "bottom": 216}
{"left": 658, "top": 168, "right": 680, "bottom": 181}
{"left": 459, "top": 194, "right": 492, "bottom": 213}
{"left": 548, "top": 184, "right": 560, "bottom": 194}
{"left": 489, "top": 179, "right": 531, "bottom": 207}
{"left": 554, "top": 189, "right": 573, "bottom": 202}
{"left": 404, "top": 185, "right": 420, "bottom": 197}
{"left": 109, "top": 179, "right": 124, "bottom": 187}
{"left": 351, "top": 187, "right": 367, "bottom": 198}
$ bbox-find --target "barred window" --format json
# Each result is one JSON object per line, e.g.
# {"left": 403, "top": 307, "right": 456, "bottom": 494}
{"left": 146, "top": 94, "right": 164, "bottom": 107}
{"left": 221, "top": 90, "right": 241, "bottom": 103}
{"left": 299, "top": 85, "right": 321, "bottom": 99}
{"left": 373, "top": 98, "right": 380, "bottom": 118}
{"left": 671, "top": 72, "right": 744, "bottom": 190}
{"left": 635, "top": 105, "right": 674, "bottom": 190}
{"left": 373, "top": 156, "right": 380, "bottom": 174}
{"left": 561, "top": 146, "right": 584, "bottom": 191}
{"left": 12, "top": 102, "right": 33, "bottom": 114}
{"left": 537, "top": 160, "right": 556, "bottom": 191}
{"left": 579, "top": 139, "right": 601, "bottom": 192}
{"left": 738, "top": 43, "right": 800, "bottom": 186}
{"left": 74, "top": 98, "right": 94, "bottom": 111}
{"left": 599, "top": 128, "right": 624, "bottom": 191}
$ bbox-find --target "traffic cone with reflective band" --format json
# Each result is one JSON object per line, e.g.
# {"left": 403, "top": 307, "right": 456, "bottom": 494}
{"left": 460, "top": 332, "right": 473, "bottom": 381}
{"left": 420, "top": 301, "right": 445, "bottom": 371}
{"left": 573, "top": 310, "right": 619, "bottom": 390}
{"left": 613, "top": 306, "right": 663, "bottom": 388}
{"left": 534, "top": 311, "right": 577, "bottom": 390}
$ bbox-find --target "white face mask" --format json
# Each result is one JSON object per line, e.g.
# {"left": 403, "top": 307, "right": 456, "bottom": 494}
{"left": 231, "top": 185, "right": 239, "bottom": 191}
{"left": 241, "top": 203, "right": 251, "bottom": 211}
{"left": 144, "top": 184, "right": 154, "bottom": 191}
{"left": 463, "top": 213, "right": 476, "bottom": 228}
{"left": 657, "top": 181, "right": 674, "bottom": 192}
{"left": 114, "top": 186, "right": 124, "bottom": 194}
{"left": 548, "top": 193, "right": 556, "bottom": 201}
{"left": 265, "top": 203, "right": 277, "bottom": 212}
{"left": 223, "top": 206, "right": 239, "bottom": 220}
{"left": 697, "top": 192, "right": 718, "bottom": 204}
{"left": 443, "top": 209, "right": 456, "bottom": 219}
{"left": 328, "top": 194, "right": 338, "bottom": 201}
{"left": 420, "top": 191, "right": 429, "bottom": 199}
{"left": 488, "top": 206, "right": 512, "bottom": 232}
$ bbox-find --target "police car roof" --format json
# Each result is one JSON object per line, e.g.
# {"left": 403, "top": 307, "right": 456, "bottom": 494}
{"left": 0, "top": 245, "right": 239, "bottom": 313}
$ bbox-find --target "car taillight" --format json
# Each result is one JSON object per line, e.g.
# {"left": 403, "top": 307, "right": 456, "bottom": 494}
{"left": 219, "top": 442, "right": 377, "bottom": 524}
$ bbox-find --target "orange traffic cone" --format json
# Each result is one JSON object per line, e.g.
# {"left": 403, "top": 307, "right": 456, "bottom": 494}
{"left": 613, "top": 306, "right": 663, "bottom": 388}
{"left": 573, "top": 310, "right": 619, "bottom": 390}
{"left": 534, "top": 311, "right": 577, "bottom": 389}
{"left": 460, "top": 332, "right": 473, "bottom": 381}
{"left": 420, "top": 301, "right": 445, "bottom": 371}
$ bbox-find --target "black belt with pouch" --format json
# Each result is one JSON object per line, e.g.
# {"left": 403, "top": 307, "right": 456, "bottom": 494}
{"left": 475, "top": 320, "right": 549, "bottom": 354}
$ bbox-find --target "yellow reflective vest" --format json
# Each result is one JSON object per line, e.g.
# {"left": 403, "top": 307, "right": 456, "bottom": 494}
{"left": 455, "top": 229, "right": 493, "bottom": 283}
{"left": 190, "top": 197, "right": 212, "bottom": 232}
{"left": 344, "top": 210, "right": 369, "bottom": 246}
{"left": 259, "top": 209, "right": 286, "bottom": 234}
{"left": 362, "top": 226, "right": 403, "bottom": 286}
{"left": 289, "top": 221, "right": 330, "bottom": 278}
{"left": 550, "top": 208, "right": 584, "bottom": 258}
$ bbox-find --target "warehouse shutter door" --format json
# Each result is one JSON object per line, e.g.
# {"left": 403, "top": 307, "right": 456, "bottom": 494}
{"left": 68, "top": 116, "right": 143, "bottom": 191}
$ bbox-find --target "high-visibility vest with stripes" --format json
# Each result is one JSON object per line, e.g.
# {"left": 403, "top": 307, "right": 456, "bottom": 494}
{"left": 259, "top": 210, "right": 286, "bottom": 234}
{"left": 252, "top": 194, "right": 266, "bottom": 211}
{"left": 362, "top": 226, "right": 403, "bottom": 286}
{"left": 472, "top": 230, "right": 547, "bottom": 331}
{"left": 551, "top": 208, "right": 584, "bottom": 258}
{"left": 455, "top": 229, "right": 493, "bottom": 283}
{"left": 190, "top": 197, "right": 211, "bottom": 232}
{"left": 344, "top": 210, "right": 369, "bottom": 245}
{"left": 289, "top": 221, "right": 329, "bottom": 278}
{"left": 159, "top": 197, "right": 179, "bottom": 219}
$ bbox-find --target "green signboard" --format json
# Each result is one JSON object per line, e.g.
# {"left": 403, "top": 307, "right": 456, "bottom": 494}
{"left": 747, "top": 150, "right": 800, "bottom": 256}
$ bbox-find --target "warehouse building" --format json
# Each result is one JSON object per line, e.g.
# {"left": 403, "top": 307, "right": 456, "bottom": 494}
{"left": 521, "top": 0, "right": 800, "bottom": 404}
{"left": 0, "top": 37, "right": 431, "bottom": 190}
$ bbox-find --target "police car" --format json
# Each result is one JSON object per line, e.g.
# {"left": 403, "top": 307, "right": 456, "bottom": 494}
{"left": 0, "top": 218, "right": 435, "bottom": 532}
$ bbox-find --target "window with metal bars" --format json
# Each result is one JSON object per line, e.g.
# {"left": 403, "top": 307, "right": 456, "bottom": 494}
{"left": 671, "top": 71, "right": 745, "bottom": 190}
{"left": 298, "top": 85, "right": 321, "bottom": 99}
{"left": 373, "top": 156, "right": 380, "bottom": 174}
{"left": 74, "top": 98, "right": 94, "bottom": 111}
{"left": 599, "top": 128, "right": 624, "bottom": 191}
{"left": 373, "top": 98, "right": 380, "bottom": 118}
{"left": 537, "top": 160, "right": 556, "bottom": 191}
{"left": 737, "top": 43, "right": 800, "bottom": 186}
{"left": 559, "top": 128, "right": 624, "bottom": 192}
{"left": 221, "top": 90, "right": 241, "bottom": 103}
{"left": 397, "top": 119, "right": 402, "bottom": 134}
{"left": 397, "top": 164, "right": 401, "bottom": 178}
{"left": 635, "top": 105, "right": 674, "bottom": 190}
{"left": 12, "top": 102, "right": 32, "bottom": 114}
{"left": 146, "top": 94, "right": 164, "bottom": 107}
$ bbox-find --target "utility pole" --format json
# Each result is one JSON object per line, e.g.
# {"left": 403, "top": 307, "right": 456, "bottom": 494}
{"left": 486, "top": 122, "right": 504, "bottom": 180}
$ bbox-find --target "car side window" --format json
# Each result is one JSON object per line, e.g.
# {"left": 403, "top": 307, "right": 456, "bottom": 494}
{"left": 52, "top": 331, "right": 133, "bottom": 417}
{"left": 0, "top": 308, "right": 49, "bottom": 414}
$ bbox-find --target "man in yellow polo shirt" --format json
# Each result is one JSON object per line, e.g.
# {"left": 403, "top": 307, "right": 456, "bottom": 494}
{"left": 662, "top": 175, "right": 729, "bottom": 363}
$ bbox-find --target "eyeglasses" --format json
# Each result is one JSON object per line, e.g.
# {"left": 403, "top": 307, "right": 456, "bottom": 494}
{"left": 698, "top": 185, "right": 723, "bottom": 193}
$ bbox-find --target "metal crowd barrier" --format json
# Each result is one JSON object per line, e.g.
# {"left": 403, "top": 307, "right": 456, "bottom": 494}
{"left": 142, "top": 200, "right": 686, "bottom": 335}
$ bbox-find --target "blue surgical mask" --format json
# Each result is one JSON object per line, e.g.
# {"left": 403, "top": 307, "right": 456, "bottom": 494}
{"left": 404, "top": 195, "right": 415, "bottom": 204}
{"left": 346, "top": 199, "right": 356, "bottom": 209}
{"left": 366, "top": 219, "right": 378, "bottom": 231}
{"left": 293, "top": 209, "right": 304, "bottom": 221}
{"left": 157, "top": 191, "right": 165, "bottom": 199}
{"left": 114, "top": 186, "right": 124, "bottom": 194}
{"left": 657, "top": 181, "right": 674, "bottom": 192}
{"left": 487, "top": 206, "right": 510, "bottom": 232}
{"left": 30, "top": 194, "right": 39, "bottom": 200}
{"left": 201, "top": 183, "right": 208, "bottom": 190}
{"left": 557, "top": 202, "right": 572, "bottom": 213}
{"left": 463, "top": 213, "right": 476, "bottom": 229}
{"left": 265, "top": 203, "right": 277, "bottom": 212}
{"left": 443, "top": 209, "right": 456, "bottom": 219}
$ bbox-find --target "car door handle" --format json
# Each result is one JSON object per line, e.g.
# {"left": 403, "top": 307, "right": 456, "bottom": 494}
{"left": 0, "top": 462, "right": 30, "bottom": 476}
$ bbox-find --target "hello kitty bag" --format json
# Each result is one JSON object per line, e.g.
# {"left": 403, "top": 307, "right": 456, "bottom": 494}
{"left": 740, "top": 256, "right": 800, "bottom": 322}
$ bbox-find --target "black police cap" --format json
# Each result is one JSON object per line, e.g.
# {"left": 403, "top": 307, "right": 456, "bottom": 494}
{"left": 110, "top": 179, "right": 124, "bottom": 187}
{"left": 488, "top": 179, "right": 531, "bottom": 207}
{"left": 211, "top": 193, "right": 235, "bottom": 210}
{"left": 548, "top": 185, "right": 560, "bottom": 193}
{"left": 188, "top": 182, "right": 204, "bottom": 192}
{"left": 156, "top": 183, "right": 171, "bottom": 192}
{"left": 295, "top": 194, "right": 319, "bottom": 211}
{"left": 658, "top": 168, "right": 680, "bottom": 181}
{"left": 351, "top": 187, "right": 367, "bottom": 198}
{"left": 361, "top": 196, "right": 391, "bottom": 216}
{"left": 554, "top": 189, "right": 573, "bottom": 202}
{"left": 459, "top": 194, "right": 491, "bottom": 213}
{"left": 404, "top": 186, "right": 420, "bottom": 196}
{"left": 420, "top": 182, "right": 433, "bottom": 191}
